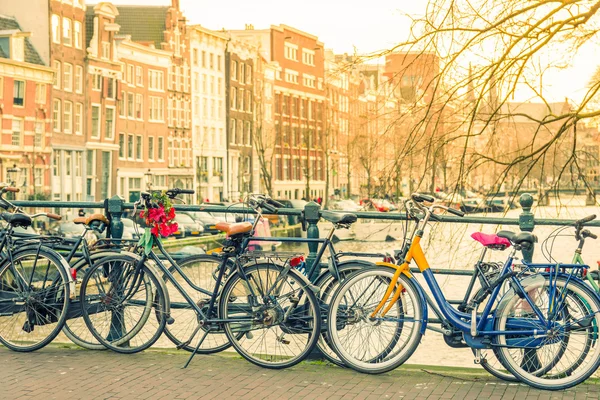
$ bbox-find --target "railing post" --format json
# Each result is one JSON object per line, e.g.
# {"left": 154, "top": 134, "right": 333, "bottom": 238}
{"left": 519, "top": 193, "right": 535, "bottom": 262}
{"left": 304, "top": 201, "right": 321, "bottom": 282}
{"left": 105, "top": 195, "right": 126, "bottom": 343}
{"left": 106, "top": 195, "right": 125, "bottom": 239}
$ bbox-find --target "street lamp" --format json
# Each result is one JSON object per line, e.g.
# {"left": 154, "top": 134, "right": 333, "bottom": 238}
{"left": 7, "top": 164, "right": 21, "bottom": 200}
{"left": 144, "top": 168, "right": 154, "bottom": 190}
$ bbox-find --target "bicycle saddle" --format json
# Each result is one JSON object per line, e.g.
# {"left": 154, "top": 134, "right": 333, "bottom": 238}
{"left": 497, "top": 230, "right": 537, "bottom": 247}
{"left": 321, "top": 210, "right": 357, "bottom": 225}
{"left": 1, "top": 212, "right": 32, "bottom": 228}
{"left": 216, "top": 221, "right": 252, "bottom": 237}
{"left": 74, "top": 213, "right": 110, "bottom": 226}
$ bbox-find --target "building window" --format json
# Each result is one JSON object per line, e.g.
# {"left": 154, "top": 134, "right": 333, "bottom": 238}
{"left": 106, "top": 78, "right": 115, "bottom": 99}
{"left": 239, "top": 89, "right": 244, "bottom": 111}
{"left": 285, "top": 70, "right": 299, "bottom": 84}
{"left": 201, "top": 51, "right": 206, "bottom": 68}
{"left": 127, "top": 64, "right": 134, "bottom": 84}
{"left": 302, "top": 50, "right": 315, "bottom": 66}
{"left": 230, "top": 118, "right": 236, "bottom": 143}
{"left": 239, "top": 63, "right": 245, "bottom": 84}
{"left": 119, "top": 91, "right": 125, "bottom": 116}
{"left": 63, "top": 101, "right": 73, "bottom": 133}
{"left": 75, "top": 103, "right": 83, "bottom": 134}
{"left": 53, "top": 153, "right": 60, "bottom": 177}
{"left": 105, "top": 107, "right": 115, "bottom": 139}
{"left": 53, "top": 61, "right": 61, "bottom": 89}
{"left": 136, "top": 66, "right": 143, "bottom": 86}
{"left": 118, "top": 134, "right": 125, "bottom": 158}
{"left": 193, "top": 48, "right": 198, "bottom": 66}
{"left": 209, "top": 53, "right": 214, "bottom": 69}
{"left": 13, "top": 80, "right": 24, "bottom": 106}
{"left": 34, "top": 121, "right": 44, "bottom": 148}
{"left": 136, "top": 135, "right": 143, "bottom": 160}
{"left": 217, "top": 55, "right": 222, "bottom": 71}
{"left": 149, "top": 97, "right": 164, "bottom": 121}
{"left": 127, "top": 93, "right": 134, "bottom": 118}
{"left": 148, "top": 137, "right": 154, "bottom": 161}
{"left": 213, "top": 157, "right": 223, "bottom": 181}
{"left": 62, "top": 17, "right": 72, "bottom": 46}
{"left": 74, "top": 21, "right": 82, "bottom": 49}
{"left": 51, "top": 14, "right": 60, "bottom": 43}
{"left": 35, "top": 83, "right": 46, "bottom": 104}
{"left": 148, "top": 70, "right": 164, "bottom": 91}
{"left": 135, "top": 94, "right": 143, "bottom": 119}
{"left": 92, "top": 73, "right": 101, "bottom": 91}
{"left": 65, "top": 152, "right": 72, "bottom": 176}
{"left": 158, "top": 137, "right": 164, "bottom": 160}
{"left": 232, "top": 61, "right": 238, "bottom": 81}
{"left": 75, "top": 65, "right": 83, "bottom": 93}
{"left": 102, "top": 42, "right": 110, "bottom": 59}
{"left": 34, "top": 168, "right": 43, "bottom": 187}
{"left": 53, "top": 99, "right": 61, "bottom": 131}
{"left": 245, "top": 121, "right": 252, "bottom": 145}
{"left": 75, "top": 152, "right": 82, "bottom": 177}
{"left": 63, "top": 63, "right": 73, "bottom": 92}
{"left": 246, "top": 65, "right": 252, "bottom": 83}
{"left": 284, "top": 43, "right": 298, "bottom": 61}
{"left": 11, "top": 119, "right": 22, "bottom": 146}
{"left": 91, "top": 105, "right": 100, "bottom": 138}
{"left": 303, "top": 74, "right": 316, "bottom": 88}
{"left": 127, "top": 134, "right": 134, "bottom": 159}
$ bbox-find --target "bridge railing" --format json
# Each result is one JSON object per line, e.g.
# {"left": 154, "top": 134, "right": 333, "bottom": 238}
{"left": 13, "top": 192, "right": 600, "bottom": 279}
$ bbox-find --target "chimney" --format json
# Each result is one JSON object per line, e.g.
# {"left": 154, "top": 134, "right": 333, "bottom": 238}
{"left": 245, "top": 24, "right": 254, "bottom": 30}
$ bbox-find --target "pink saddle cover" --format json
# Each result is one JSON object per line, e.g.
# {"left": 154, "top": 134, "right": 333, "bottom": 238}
{"left": 471, "top": 232, "right": 511, "bottom": 248}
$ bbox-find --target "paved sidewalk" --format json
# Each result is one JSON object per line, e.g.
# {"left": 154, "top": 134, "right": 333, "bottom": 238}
{"left": 0, "top": 347, "right": 599, "bottom": 399}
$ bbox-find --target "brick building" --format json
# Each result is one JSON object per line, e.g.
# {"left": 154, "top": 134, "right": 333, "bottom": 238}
{"left": 189, "top": 25, "right": 228, "bottom": 202}
{"left": 0, "top": 16, "right": 54, "bottom": 199}
{"left": 226, "top": 38, "right": 257, "bottom": 200}
{"left": 114, "top": 0, "right": 193, "bottom": 197}
{"left": 230, "top": 24, "right": 326, "bottom": 201}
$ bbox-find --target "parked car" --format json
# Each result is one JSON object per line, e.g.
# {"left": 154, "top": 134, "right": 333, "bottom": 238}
{"left": 183, "top": 212, "right": 221, "bottom": 235}
{"left": 173, "top": 213, "right": 204, "bottom": 238}
{"left": 56, "top": 221, "right": 99, "bottom": 242}
{"left": 326, "top": 199, "right": 361, "bottom": 212}
{"left": 121, "top": 217, "right": 142, "bottom": 240}
{"left": 360, "top": 198, "right": 389, "bottom": 212}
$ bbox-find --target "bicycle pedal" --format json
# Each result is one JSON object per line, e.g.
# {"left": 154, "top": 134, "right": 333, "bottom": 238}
{"left": 166, "top": 316, "right": 175, "bottom": 325}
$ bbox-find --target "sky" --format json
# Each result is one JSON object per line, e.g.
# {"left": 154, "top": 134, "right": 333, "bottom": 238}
{"left": 105, "top": 0, "right": 599, "bottom": 105}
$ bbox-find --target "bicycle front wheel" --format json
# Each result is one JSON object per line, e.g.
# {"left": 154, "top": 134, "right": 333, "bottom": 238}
{"left": 80, "top": 254, "right": 167, "bottom": 354}
{"left": 495, "top": 275, "right": 600, "bottom": 390}
{"left": 219, "top": 262, "right": 321, "bottom": 369}
{"left": 0, "top": 247, "right": 70, "bottom": 352}
{"left": 327, "top": 266, "right": 423, "bottom": 374}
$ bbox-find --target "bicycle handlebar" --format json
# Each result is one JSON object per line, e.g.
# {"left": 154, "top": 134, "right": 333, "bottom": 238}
{"left": 412, "top": 193, "right": 435, "bottom": 203}
{"left": 575, "top": 214, "right": 596, "bottom": 226}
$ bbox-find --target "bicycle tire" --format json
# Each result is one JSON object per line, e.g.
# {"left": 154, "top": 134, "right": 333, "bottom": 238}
{"left": 495, "top": 275, "right": 600, "bottom": 390}
{"left": 327, "top": 266, "right": 423, "bottom": 374}
{"left": 80, "top": 254, "right": 167, "bottom": 354}
{"left": 0, "top": 246, "right": 71, "bottom": 352}
{"left": 220, "top": 262, "right": 321, "bottom": 369}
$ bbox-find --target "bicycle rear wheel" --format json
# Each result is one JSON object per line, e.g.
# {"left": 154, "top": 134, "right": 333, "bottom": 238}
{"left": 495, "top": 275, "right": 600, "bottom": 390}
{"left": 0, "top": 247, "right": 70, "bottom": 352}
{"left": 327, "top": 266, "right": 423, "bottom": 374}
{"left": 80, "top": 254, "right": 166, "bottom": 353}
{"left": 220, "top": 262, "right": 321, "bottom": 369}
{"left": 161, "top": 254, "right": 234, "bottom": 353}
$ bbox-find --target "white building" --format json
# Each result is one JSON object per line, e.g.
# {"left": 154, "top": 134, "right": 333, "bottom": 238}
{"left": 189, "top": 25, "right": 228, "bottom": 202}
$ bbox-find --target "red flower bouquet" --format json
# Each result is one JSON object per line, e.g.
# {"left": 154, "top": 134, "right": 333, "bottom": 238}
{"left": 138, "top": 191, "right": 178, "bottom": 254}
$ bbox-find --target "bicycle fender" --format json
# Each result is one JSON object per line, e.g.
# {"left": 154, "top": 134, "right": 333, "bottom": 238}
{"left": 138, "top": 255, "right": 172, "bottom": 317}
{"left": 374, "top": 262, "right": 428, "bottom": 335}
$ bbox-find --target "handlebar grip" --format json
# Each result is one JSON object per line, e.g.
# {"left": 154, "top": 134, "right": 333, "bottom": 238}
{"left": 412, "top": 193, "right": 435, "bottom": 203}
{"left": 268, "top": 198, "right": 285, "bottom": 208}
{"left": 262, "top": 203, "right": 277, "bottom": 213}
{"left": 447, "top": 208, "right": 465, "bottom": 217}
{"left": 46, "top": 213, "right": 62, "bottom": 221}
{"left": 5, "top": 187, "right": 19, "bottom": 193}
{"left": 176, "top": 189, "right": 195, "bottom": 195}
{"left": 589, "top": 232, "right": 598, "bottom": 240}
{"left": 575, "top": 214, "right": 596, "bottom": 225}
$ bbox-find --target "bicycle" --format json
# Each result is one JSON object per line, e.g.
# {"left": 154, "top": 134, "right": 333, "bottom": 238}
{"left": 0, "top": 185, "right": 72, "bottom": 352}
{"left": 79, "top": 188, "right": 322, "bottom": 369}
{"left": 326, "top": 193, "right": 600, "bottom": 390}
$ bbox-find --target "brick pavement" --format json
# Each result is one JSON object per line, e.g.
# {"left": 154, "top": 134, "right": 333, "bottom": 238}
{"left": 0, "top": 346, "right": 599, "bottom": 399}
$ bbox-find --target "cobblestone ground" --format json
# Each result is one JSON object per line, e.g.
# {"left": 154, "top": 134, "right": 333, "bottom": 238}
{"left": 1, "top": 346, "right": 599, "bottom": 399}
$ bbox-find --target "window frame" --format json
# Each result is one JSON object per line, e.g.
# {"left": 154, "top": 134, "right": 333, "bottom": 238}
{"left": 63, "top": 100, "right": 73, "bottom": 134}
{"left": 13, "top": 80, "right": 25, "bottom": 107}
{"left": 62, "top": 17, "right": 72, "bottom": 46}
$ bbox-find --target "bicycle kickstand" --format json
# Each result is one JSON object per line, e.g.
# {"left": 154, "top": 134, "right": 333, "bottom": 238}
{"left": 181, "top": 327, "right": 211, "bottom": 369}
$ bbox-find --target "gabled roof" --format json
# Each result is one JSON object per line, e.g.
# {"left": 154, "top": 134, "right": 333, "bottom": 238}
{"left": 0, "top": 14, "right": 45, "bottom": 66}
{"left": 114, "top": 6, "right": 168, "bottom": 49}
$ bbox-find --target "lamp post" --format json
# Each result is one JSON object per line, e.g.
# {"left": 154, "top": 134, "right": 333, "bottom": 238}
{"left": 144, "top": 168, "right": 154, "bottom": 190}
{"left": 7, "top": 164, "right": 21, "bottom": 200}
